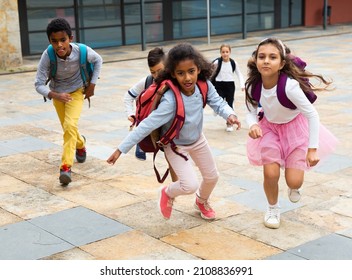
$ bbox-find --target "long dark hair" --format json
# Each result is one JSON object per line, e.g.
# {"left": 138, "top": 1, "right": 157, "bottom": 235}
{"left": 245, "top": 37, "right": 332, "bottom": 108}
{"left": 155, "top": 43, "right": 213, "bottom": 85}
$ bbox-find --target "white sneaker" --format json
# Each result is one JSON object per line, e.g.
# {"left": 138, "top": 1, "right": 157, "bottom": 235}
{"left": 226, "top": 125, "right": 233, "bottom": 132}
{"left": 288, "top": 188, "right": 301, "bottom": 203}
{"left": 264, "top": 205, "right": 280, "bottom": 229}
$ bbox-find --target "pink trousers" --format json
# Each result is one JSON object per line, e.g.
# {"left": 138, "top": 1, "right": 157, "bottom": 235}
{"left": 163, "top": 134, "right": 219, "bottom": 200}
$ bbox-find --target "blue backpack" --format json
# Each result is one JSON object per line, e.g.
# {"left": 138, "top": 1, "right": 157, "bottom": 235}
{"left": 45, "top": 43, "right": 94, "bottom": 104}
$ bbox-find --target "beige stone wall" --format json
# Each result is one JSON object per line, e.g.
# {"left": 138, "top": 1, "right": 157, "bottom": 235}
{"left": 0, "top": 0, "right": 22, "bottom": 70}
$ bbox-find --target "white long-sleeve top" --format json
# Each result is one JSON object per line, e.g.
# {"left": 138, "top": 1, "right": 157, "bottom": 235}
{"left": 123, "top": 76, "right": 149, "bottom": 117}
{"left": 213, "top": 59, "right": 245, "bottom": 88}
{"left": 245, "top": 77, "right": 320, "bottom": 148}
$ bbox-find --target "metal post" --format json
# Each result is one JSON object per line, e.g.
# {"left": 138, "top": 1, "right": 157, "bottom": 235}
{"left": 207, "top": 0, "right": 210, "bottom": 45}
{"left": 140, "top": 0, "right": 146, "bottom": 51}
{"left": 242, "top": 0, "right": 247, "bottom": 39}
{"left": 323, "top": 0, "right": 328, "bottom": 30}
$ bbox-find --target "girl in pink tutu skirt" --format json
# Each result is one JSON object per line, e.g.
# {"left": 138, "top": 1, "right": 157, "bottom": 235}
{"left": 244, "top": 38, "right": 338, "bottom": 229}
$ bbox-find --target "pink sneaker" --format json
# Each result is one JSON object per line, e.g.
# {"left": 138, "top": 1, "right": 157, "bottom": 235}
{"left": 194, "top": 198, "right": 216, "bottom": 220}
{"left": 158, "top": 186, "right": 174, "bottom": 219}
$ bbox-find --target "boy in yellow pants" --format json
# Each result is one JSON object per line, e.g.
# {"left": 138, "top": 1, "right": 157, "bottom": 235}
{"left": 35, "top": 18, "right": 103, "bottom": 185}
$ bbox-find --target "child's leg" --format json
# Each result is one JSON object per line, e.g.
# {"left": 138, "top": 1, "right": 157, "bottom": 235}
{"left": 53, "top": 88, "right": 84, "bottom": 167}
{"left": 164, "top": 154, "right": 178, "bottom": 182}
{"left": 224, "top": 82, "right": 235, "bottom": 109}
{"left": 188, "top": 134, "right": 219, "bottom": 200}
{"left": 285, "top": 168, "right": 304, "bottom": 190}
{"left": 263, "top": 162, "right": 281, "bottom": 229}
{"left": 163, "top": 144, "right": 199, "bottom": 198}
{"left": 263, "top": 162, "right": 280, "bottom": 205}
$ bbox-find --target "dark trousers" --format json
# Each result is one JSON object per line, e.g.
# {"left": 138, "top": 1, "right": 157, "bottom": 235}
{"left": 214, "top": 81, "right": 235, "bottom": 109}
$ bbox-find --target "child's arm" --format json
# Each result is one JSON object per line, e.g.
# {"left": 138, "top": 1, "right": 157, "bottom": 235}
{"left": 124, "top": 77, "right": 146, "bottom": 121}
{"left": 85, "top": 46, "right": 103, "bottom": 99}
{"left": 248, "top": 124, "right": 262, "bottom": 139}
{"left": 107, "top": 149, "right": 122, "bottom": 165}
{"left": 306, "top": 148, "right": 319, "bottom": 167}
{"left": 227, "top": 114, "right": 241, "bottom": 130}
{"left": 234, "top": 61, "right": 245, "bottom": 90}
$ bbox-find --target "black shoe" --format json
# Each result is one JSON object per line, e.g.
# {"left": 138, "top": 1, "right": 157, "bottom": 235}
{"left": 59, "top": 164, "right": 72, "bottom": 185}
{"left": 135, "top": 144, "right": 146, "bottom": 161}
{"left": 76, "top": 135, "right": 87, "bottom": 163}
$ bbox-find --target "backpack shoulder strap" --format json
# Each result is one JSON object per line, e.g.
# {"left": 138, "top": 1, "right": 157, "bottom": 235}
{"left": 211, "top": 57, "right": 222, "bottom": 82}
{"left": 196, "top": 80, "right": 208, "bottom": 107}
{"left": 158, "top": 80, "right": 185, "bottom": 145}
{"left": 46, "top": 45, "right": 57, "bottom": 85}
{"left": 144, "top": 74, "right": 154, "bottom": 90}
{"left": 76, "top": 43, "right": 90, "bottom": 87}
{"left": 277, "top": 72, "right": 296, "bottom": 110}
{"left": 251, "top": 79, "right": 262, "bottom": 104}
{"left": 230, "top": 58, "right": 236, "bottom": 72}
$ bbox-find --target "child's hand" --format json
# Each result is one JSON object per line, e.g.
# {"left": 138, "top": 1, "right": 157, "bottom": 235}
{"left": 306, "top": 148, "right": 320, "bottom": 167}
{"left": 248, "top": 124, "right": 262, "bottom": 139}
{"left": 107, "top": 149, "right": 122, "bottom": 165}
{"left": 49, "top": 91, "right": 72, "bottom": 103}
{"left": 227, "top": 114, "right": 241, "bottom": 130}
{"left": 84, "top": 83, "right": 96, "bottom": 99}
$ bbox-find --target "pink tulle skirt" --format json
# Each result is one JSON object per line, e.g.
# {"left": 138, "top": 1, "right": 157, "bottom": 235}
{"left": 246, "top": 114, "right": 338, "bottom": 171}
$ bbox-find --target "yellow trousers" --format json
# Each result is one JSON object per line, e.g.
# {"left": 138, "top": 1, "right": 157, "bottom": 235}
{"left": 53, "top": 88, "right": 85, "bottom": 168}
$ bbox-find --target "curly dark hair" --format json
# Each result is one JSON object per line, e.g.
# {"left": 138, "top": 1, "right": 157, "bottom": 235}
{"left": 46, "top": 18, "right": 72, "bottom": 40}
{"left": 155, "top": 42, "right": 213, "bottom": 85}
{"left": 245, "top": 37, "right": 332, "bottom": 108}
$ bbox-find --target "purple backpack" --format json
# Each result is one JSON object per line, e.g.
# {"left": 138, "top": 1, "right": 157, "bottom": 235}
{"left": 251, "top": 56, "right": 317, "bottom": 110}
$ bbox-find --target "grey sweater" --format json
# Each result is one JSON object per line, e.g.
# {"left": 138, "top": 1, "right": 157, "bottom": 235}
{"left": 35, "top": 43, "right": 103, "bottom": 98}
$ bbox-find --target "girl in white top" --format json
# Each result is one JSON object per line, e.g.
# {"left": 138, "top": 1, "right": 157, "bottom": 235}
{"left": 212, "top": 44, "right": 245, "bottom": 131}
{"left": 245, "top": 38, "right": 338, "bottom": 229}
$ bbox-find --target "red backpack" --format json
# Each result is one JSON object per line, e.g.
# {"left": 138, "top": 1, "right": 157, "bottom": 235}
{"left": 133, "top": 79, "right": 208, "bottom": 183}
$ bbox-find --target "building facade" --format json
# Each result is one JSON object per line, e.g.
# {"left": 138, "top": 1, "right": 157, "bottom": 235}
{"left": 1, "top": 0, "right": 351, "bottom": 69}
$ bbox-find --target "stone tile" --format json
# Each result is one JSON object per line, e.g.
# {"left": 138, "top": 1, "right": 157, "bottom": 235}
{"left": 86, "top": 144, "right": 116, "bottom": 160}
{"left": 285, "top": 203, "right": 352, "bottom": 233}
{"left": 161, "top": 223, "right": 281, "bottom": 260}
{"left": 51, "top": 181, "right": 145, "bottom": 214}
{"left": 228, "top": 177, "right": 262, "bottom": 191}
{"left": 0, "top": 154, "right": 52, "bottom": 176}
{"left": 105, "top": 175, "right": 165, "bottom": 200}
{"left": 315, "top": 154, "right": 352, "bottom": 174}
{"left": 330, "top": 198, "right": 352, "bottom": 217}
{"left": 215, "top": 210, "right": 264, "bottom": 232}
{"left": 0, "top": 136, "right": 57, "bottom": 154}
{"left": 29, "top": 206, "right": 131, "bottom": 246}
{"left": 0, "top": 208, "right": 23, "bottom": 227}
{"left": 0, "top": 145, "right": 17, "bottom": 157}
{"left": 0, "top": 221, "right": 74, "bottom": 260}
{"left": 173, "top": 194, "right": 248, "bottom": 220}
{"left": 286, "top": 233, "right": 352, "bottom": 260}
{"left": 265, "top": 252, "right": 307, "bottom": 260}
{"left": 81, "top": 230, "right": 199, "bottom": 260}
{"left": 228, "top": 188, "right": 303, "bottom": 213}
{"left": 211, "top": 176, "right": 246, "bottom": 198}
{"left": 108, "top": 200, "right": 204, "bottom": 239}
{"left": 0, "top": 127, "right": 24, "bottom": 140}
{"left": 0, "top": 187, "right": 77, "bottom": 219}
{"left": 0, "top": 172, "right": 34, "bottom": 193}
{"left": 40, "top": 247, "right": 96, "bottom": 260}
{"left": 239, "top": 218, "right": 330, "bottom": 251}
{"left": 338, "top": 228, "right": 352, "bottom": 238}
